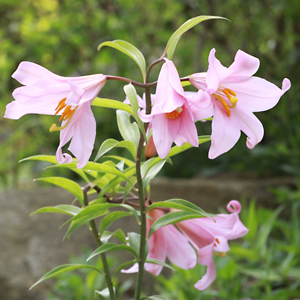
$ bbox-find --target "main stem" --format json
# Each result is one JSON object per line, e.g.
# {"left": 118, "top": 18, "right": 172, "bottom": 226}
{"left": 134, "top": 58, "right": 164, "bottom": 300}
{"left": 83, "top": 186, "right": 115, "bottom": 300}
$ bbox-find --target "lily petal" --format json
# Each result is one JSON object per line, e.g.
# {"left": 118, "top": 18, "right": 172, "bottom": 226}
{"left": 194, "top": 262, "right": 217, "bottom": 291}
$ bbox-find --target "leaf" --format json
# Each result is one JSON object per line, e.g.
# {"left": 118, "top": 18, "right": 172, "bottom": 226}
{"left": 99, "top": 211, "right": 132, "bottom": 236}
{"left": 92, "top": 97, "right": 134, "bottom": 115}
{"left": 124, "top": 84, "right": 146, "bottom": 138}
{"left": 116, "top": 110, "right": 140, "bottom": 149}
{"left": 30, "top": 264, "right": 102, "bottom": 290}
{"left": 31, "top": 205, "right": 81, "bottom": 216}
{"left": 105, "top": 155, "right": 135, "bottom": 167}
{"left": 86, "top": 243, "right": 138, "bottom": 261}
{"left": 165, "top": 15, "right": 227, "bottom": 59}
{"left": 145, "top": 258, "right": 176, "bottom": 272}
{"left": 95, "top": 287, "right": 116, "bottom": 298}
{"left": 98, "top": 40, "right": 146, "bottom": 81}
{"left": 113, "top": 260, "right": 137, "bottom": 277}
{"left": 101, "top": 229, "right": 127, "bottom": 245}
{"left": 62, "top": 205, "right": 110, "bottom": 239}
{"left": 127, "top": 232, "right": 141, "bottom": 255}
{"left": 142, "top": 160, "right": 167, "bottom": 189}
{"left": 20, "top": 155, "right": 58, "bottom": 164}
{"left": 147, "top": 199, "right": 213, "bottom": 218}
{"left": 141, "top": 295, "right": 171, "bottom": 300}
{"left": 47, "top": 161, "right": 132, "bottom": 184}
{"left": 34, "top": 177, "right": 84, "bottom": 205}
{"left": 148, "top": 211, "right": 204, "bottom": 237}
{"left": 95, "top": 138, "right": 137, "bottom": 161}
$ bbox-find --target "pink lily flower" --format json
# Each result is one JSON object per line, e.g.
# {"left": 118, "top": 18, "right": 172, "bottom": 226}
{"left": 5, "top": 62, "right": 107, "bottom": 168}
{"left": 190, "top": 48, "right": 291, "bottom": 159}
{"left": 176, "top": 200, "right": 248, "bottom": 290}
{"left": 122, "top": 208, "right": 197, "bottom": 275}
{"left": 139, "top": 59, "right": 211, "bottom": 158}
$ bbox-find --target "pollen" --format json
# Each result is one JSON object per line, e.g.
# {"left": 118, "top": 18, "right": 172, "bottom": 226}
{"left": 50, "top": 98, "right": 77, "bottom": 132}
{"left": 214, "top": 88, "right": 238, "bottom": 117}
{"left": 165, "top": 107, "right": 183, "bottom": 119}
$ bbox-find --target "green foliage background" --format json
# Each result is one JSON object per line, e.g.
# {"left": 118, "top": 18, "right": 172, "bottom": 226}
{"left": 1, "top": 0, "right": 299, "bottom": 186}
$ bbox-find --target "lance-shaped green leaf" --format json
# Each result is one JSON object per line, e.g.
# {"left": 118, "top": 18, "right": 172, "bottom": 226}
{"left": 98, "top": 165, "right": 136, "bottom": 197}
{"left": 95, "top": 138, "right": 136, "bottom": 161}
{"left": 30, "top": 264, "right": 102, "bottom": 290}
{"left": 34, "top": 177, "right": 84, "bottom": 205}
{"left": 142, "top": 160, "right": 167, "bottom": 189}
{"left": 47, "top": 161, "right": 132, "bottom": 184}
{"left": 124, "top": 84, "right": 146, "bottom": 138}
{"left": 98, "top": 40, "right": 146, "bottom": 81}
{"left": 117, "top": 110, "right": 140, "bottom": 149}
{"left": 148, "top": 211, "right": 204, "bottom": 238}
{"left": 101, "top": 229, "right": 127, "bottom": 245}
{"left": 95, "top": 287, "right": 116, "bottom": 298}
{"left": 99, "top": 211, "right": 132, "bottom": 236}
{"left": 105, "top": 155, "right": 135, "bottom": 167}
{"left": 151, "top": 136, "right": 210, "bottom": 167}
{"left": 92, "top": 97, "right": 134, "bottom": 115}
{"left": 31, "top": 205, "right": 81, "bottom": 216}
{"left": 141, "top": 295, "right": 171, "bottom": 300}
{"left": 20, "top": 155, "right": 92, "bottom": 183}
{"left": 113, "top": 260, "right": 137, "bottom": 277}
{"left": 165, "top": 15, "right": 227, "bottom": 59}
{"left": 146, "top": 199, "right": 213, "bottom": 218}
{"left": 145, "top": 258, "right": 176, "bottom": 272}
{"left": 87, "top": 243, "right": 138, "bottom": 261}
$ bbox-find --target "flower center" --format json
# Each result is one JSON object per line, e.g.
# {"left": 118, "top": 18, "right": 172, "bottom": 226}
{"left": 165, "top": 107, "right": 183, "bottom": 119}
{"left": 214, "top": 88, "right": 238, "bottom": 117}
{"left": 49, "top": 98, "right": 77, "bottom": 132}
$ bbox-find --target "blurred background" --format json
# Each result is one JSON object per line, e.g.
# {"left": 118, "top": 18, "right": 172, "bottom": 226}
{"left": 1, "top": 0, "right": 300, "bottom": 187}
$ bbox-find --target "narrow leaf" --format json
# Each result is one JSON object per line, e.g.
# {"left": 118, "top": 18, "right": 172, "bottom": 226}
{"left": 99, "top": 211, "right": 132, "bottom": 236}
{"left": 34, "top": 177, "right": 84, "bottom": 205}
{"left": 148, "top": 211, "right": 203, "bottom": 237}
{"left": 101, "top": 229, "right": 127, "bottom": 245}
{"left": 30, "top": 264, "right": 102, "bottom": 290}
{"left": 95, "top": 138, "right": 136, "bottom": 161}
{"left": 142, "top": 160, "right": 166, "bottom": 189}
{"left": 123, "top": 84, "right": 146, "bottom": 138}
{"left": 92, "top": 97, "right": 134, "bottom": 115}
{"left": 165, "top": 16, "right": 227, "bottom": 59}
{"left": 117, "top": 110, "right": 140, "bottom": 149}
{"left": 87, "top": 243, "right": 138, "bottom": 261}
{"left": 147, "top": 199, "right": 213, "bottom": 218}
{"left": 98, "top": 40, "right": 146, "bottom": 81}
{"left": 31, "top": 205, "right": 81, "bottom": 216}
{"left": 146, "top": 258, "right": 176, "bottom": 272}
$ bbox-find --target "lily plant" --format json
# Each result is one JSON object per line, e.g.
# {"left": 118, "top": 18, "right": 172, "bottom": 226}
{"left": 4, "top": 15, "right": 290, "bottom": 300}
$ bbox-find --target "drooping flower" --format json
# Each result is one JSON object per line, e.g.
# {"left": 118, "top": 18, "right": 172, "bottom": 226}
{"left": 5, "top": 62, "right": 107, "bottom": 168}
{"left": 139, "top": 59, "right": 211, "bottom": 158}
{"left": 122, "top": 208, "right": 197, "bottom": 275}
{"left": 190, "top": 48, "right": 291, "bottom": 159}
{"left": 176, "top": 200, "right": 248, "bottom": 290}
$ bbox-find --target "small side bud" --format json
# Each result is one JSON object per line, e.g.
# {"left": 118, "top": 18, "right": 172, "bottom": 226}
{"left": 145, "top": 136, "right": 157, "bottom": 159}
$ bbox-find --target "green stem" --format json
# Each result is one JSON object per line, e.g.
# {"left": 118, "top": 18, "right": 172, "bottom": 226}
{"left": 83, "top": 185, "right": 115, "bottom": 300}
{"left": 134, "top": 58, "right": 163, "bottom": 300}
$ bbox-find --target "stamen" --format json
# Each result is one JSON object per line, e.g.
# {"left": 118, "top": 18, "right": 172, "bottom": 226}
{"left": 165, "top": 107, "right": 183, "bottom": 120}
{"left": 215, "top": 238, "right": 220, "bottom": 244}
{"left": 50, "top": 98, "right": 77, "bottom": 132}
{"left": 215, "top": 95, "right": 231, "bottom": 117}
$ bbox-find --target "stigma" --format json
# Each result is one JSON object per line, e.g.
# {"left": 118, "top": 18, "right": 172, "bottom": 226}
{"left": 165, "top": 107, "right": 183, "bottom": 119}
{"left": 49, "top": 98, "right": 77, "bottom": 132}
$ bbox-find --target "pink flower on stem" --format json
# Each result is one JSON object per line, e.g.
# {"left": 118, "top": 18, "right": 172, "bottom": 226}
{"left": 5, "top": 62, "right": 107, "bottom": 168}
{"left": 139, "top": 59, "right": 211, "bottom": 158}
{"left": 176, "top": 200, "right": 248, "bottom": 290}
{"left": 190, "top": 48, "right": 291, "bottom": 159}
{"left": 122, "top": 208, "right": 197, "bottom": 275}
